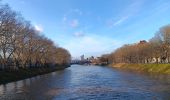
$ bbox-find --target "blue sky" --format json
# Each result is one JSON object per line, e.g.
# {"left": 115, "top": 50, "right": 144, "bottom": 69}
{"left": 4, "top": 0, "right": 170, "bottom": 58}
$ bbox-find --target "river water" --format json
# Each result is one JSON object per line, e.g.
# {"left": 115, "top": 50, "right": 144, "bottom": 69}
{"left": 0, "top": 65, "right": 170, "bottom": 100}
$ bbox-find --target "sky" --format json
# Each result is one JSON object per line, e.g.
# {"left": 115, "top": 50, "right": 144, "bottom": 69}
{"left": 3, "top": 0, "right": 170, "bottom": 59}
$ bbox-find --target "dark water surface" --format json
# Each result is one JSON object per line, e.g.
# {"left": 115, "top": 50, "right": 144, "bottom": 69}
{"left": 0, "top": 65, "right": 170, "bottom": 100}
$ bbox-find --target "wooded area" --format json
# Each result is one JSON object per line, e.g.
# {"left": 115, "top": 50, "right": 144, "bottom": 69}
{"left": 105, "top": 25, "right": 170, "bottom": 64}
{"left": 0, "top": 4, "right": 71, "bottom": 71}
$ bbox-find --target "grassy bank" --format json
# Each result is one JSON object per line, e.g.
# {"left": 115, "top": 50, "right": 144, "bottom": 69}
{"left": 0, "top": 66, "right": 68, "bottom": 84}
{"left": 110, "top": 63, "right": 170, "bottom": 74}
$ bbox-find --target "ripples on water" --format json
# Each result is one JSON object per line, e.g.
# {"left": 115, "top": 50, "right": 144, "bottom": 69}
{"left": 0, "top": 65, "right": 170, "bottom": 100}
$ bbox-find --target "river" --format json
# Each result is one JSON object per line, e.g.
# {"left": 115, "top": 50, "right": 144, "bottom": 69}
{"left": 0, "top": 65, "right": 170, "bottom": 100}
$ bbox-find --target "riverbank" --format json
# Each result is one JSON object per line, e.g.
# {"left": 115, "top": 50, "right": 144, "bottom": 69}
{"left": 110, "top": 63, "right": 170, "bottom": 74}
{"left": 0, "top": 66, "right": 69, "bottom": 84}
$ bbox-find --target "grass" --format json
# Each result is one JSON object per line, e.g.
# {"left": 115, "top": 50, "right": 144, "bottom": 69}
{"left": 0, "top": 66, "right": 67, "bottom": 84}
{"left": 111, "top": 63, "right": 170, "bottom": 74}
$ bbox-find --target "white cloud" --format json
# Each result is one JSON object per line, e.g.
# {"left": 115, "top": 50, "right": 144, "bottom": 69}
{"left": 113, "top": 16, "right": 129, "bottom": 26}
{"left": 63, "top": 16, "right": 67, "bottom": 22}
{"left": 34, "top": 24, "right": 43, "bottom": 32}
{"left": 107, "top": 0, "right": 144, "bottom": 27}
{"left": 70, "top": 19, "right": 79, "bottom": 28}
{"left": 62, "top": 35, "right": 122, "bottom": 58}
{"left": 62, "top": 9, "right": 82, "bottom": 28}
{"left": 72, "top": 9, "right": 83, "bottom": 15}
{"left": 107, "top": 16, "right": 129, "bottom": 27}
{"left": 20, "top": 0, "right": 26, "bottom": 4}
{"left": 73, "top": 31, "right": 85, "bottom": 37}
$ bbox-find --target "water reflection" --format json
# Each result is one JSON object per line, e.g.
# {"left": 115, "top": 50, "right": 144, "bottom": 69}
{"left": 0, "top": 65, "right": 169, "bottom": 100}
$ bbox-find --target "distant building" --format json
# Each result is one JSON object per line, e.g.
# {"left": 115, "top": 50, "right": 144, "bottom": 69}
{"left": 80, "top": 55, "right": 85, "bottom": 61}
{"left": 139, "top": 40, "right": 147, "bottom": 44}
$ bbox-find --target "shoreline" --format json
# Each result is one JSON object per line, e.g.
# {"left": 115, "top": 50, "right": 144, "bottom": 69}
{"left": 0, "top": 66, "right": 69, "bottom": 85}
{"left": 109, "top": 63, "right": 170, "bottom": 74}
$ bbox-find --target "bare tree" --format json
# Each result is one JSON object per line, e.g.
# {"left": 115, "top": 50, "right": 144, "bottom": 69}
{"left": 0, "top": 3, "right": 71, "bottom": 71}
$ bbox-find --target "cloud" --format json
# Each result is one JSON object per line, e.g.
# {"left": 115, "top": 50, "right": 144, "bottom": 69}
{"left": 107, "top": 0, "right": 144, "bottom": 27}
{"left": 107, "top": 16, "right": 129, "bottom": 27}
{"left": 62, "top": 35, "right": 122, "bottom": 58}
{"left": 65, "top": 9, "right": 83, "bottom": 16}
{"left": 72, "top": 9, "right": 83, "bottom": 15}
{"left": 20, "top": 0, "right": 26, "bottom": 4}
{"left": 62, "top": 16, "right": 67, "bottom": 22}
{"left": 62, "top": 9, "right": 82, "bottom": 28}
{"left": 70, "top": 19, "right": 79, "bottom": 28}
{"left": 113, "top": 16, "right": 129, "bottom": 26}
{"left": 73, "top": 31, "right": 85, "bottom": 37}
{"left": 34, "top": 24, "right": 43, "bottom": 32}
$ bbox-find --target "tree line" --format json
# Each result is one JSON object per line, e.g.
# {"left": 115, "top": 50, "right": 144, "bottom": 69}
{"left": 104, "top": 25, "right": 170, "bottom": 64}
{"left": 0, "top": 3, "right": 71, "bottom": 70}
